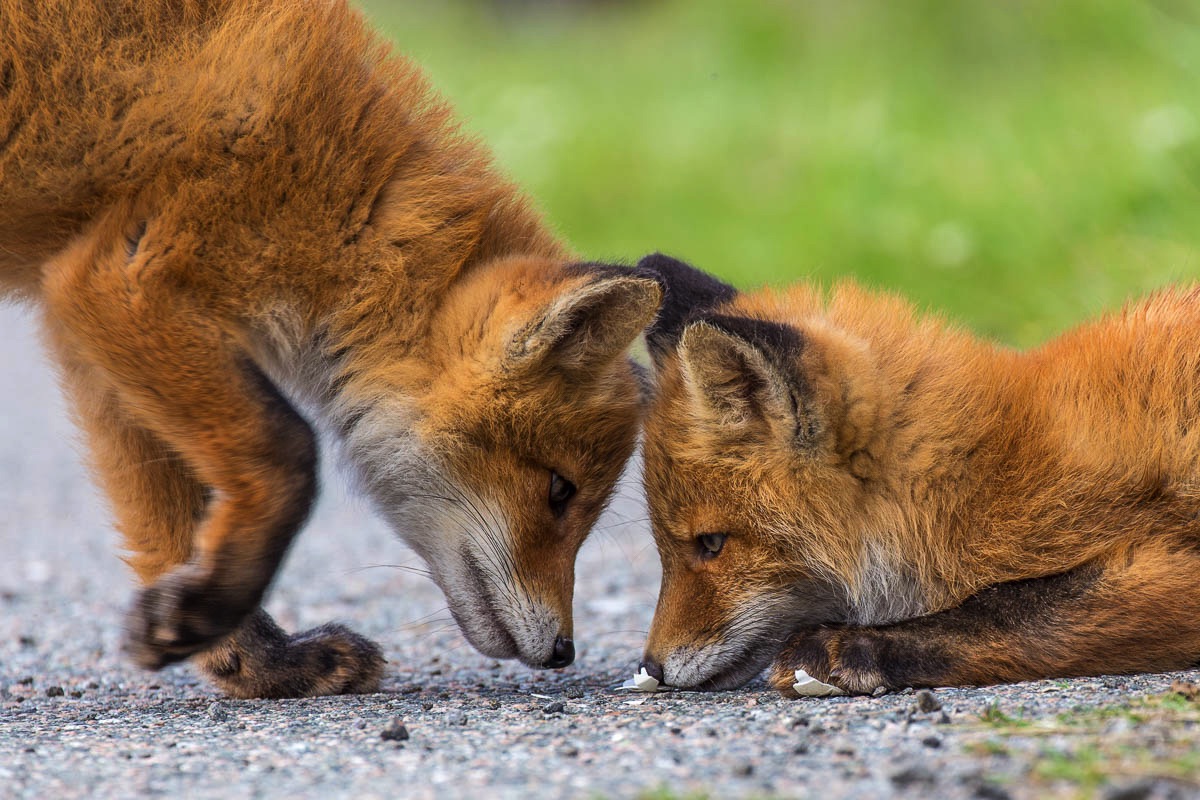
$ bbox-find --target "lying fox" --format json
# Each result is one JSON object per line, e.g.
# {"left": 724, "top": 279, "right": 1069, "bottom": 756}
{"left": 637, "top": 254, "right": 1200, "bottom": 694}
{"left": 1, "top": 0, "right": 662, "bottom": 698}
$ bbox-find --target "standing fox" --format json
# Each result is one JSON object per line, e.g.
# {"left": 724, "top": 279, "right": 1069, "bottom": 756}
{"left": 636, "top": 254, "right": 1200, "bottom": 693}
{"left": 1, "top": 0, "right": 663, "bottom": 698}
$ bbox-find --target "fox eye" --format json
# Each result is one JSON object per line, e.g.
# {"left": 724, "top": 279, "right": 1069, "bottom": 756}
{"left": 697, "top": 533, "right": 727, "bottom": 559}
{"left": 548, "top": 471, "right": 576, "bottom": 517}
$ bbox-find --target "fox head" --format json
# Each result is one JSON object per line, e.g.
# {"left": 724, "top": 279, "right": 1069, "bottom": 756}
{"left": 637, "top": 255, "right": 908, "bottom": 689}
{"left": 337, "top": 255, "right": 662, "bottom": 669}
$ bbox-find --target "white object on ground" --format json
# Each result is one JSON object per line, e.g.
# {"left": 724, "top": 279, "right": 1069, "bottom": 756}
{"left": 629, "top": 667, "right": 660, "bottom": 693}
{"left": 792, "top": 669, "right": 846, "bottom": 697}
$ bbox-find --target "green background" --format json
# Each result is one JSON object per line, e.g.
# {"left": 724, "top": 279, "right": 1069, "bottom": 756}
{"left": 357, "top": 0, "right": 1200, "bottom": 346}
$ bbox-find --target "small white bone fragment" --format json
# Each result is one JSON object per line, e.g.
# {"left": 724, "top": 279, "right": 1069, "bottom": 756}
{"left": 631, "top": 667, "right": 660, "bottom": 693}
{"left": 792, "top": 668, "right": 846, "bottom": 697}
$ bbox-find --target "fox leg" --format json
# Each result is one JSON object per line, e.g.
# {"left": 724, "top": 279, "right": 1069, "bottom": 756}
{"left": 769, "top": 541, "right": 1200, "bottom": 695}
{"left": 43, "top": 254, "right": 382, "bottom": 695}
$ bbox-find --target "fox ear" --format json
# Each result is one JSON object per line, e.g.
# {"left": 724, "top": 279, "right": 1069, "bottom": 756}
{"left": 638, "top": 253, "right": 737, "bottom": 365}
{"left": 677, "top": 316, "right": 820, "bottom": 448}
{"left": 511, "top": 269, "right": 663, "bottom": 375}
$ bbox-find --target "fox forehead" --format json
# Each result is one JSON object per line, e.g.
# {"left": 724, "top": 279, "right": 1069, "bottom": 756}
{"left": 644, "top": 365, "right": 793, "bottom": 523}
{"left": 643, "top": 444, "right": 796, "bottom": 574}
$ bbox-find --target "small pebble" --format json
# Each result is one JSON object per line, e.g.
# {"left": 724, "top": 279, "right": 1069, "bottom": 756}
{"left": 973, "top": 784, "right": 1013, "bottom": 800}
{"left": 1103, "top": 780, "right": 1165, "bottom": 800}
{"left": 542, "top": 701, "right": 565, "bottom": 714}
{"left": 890, "top": 765, "right": 937, "bottom": 788}
{"left": 732, "top": 763, "right": 754, "bottom": 777}
{"left": 444, "top": 711, "right": 468, "bottom": 726}
{"left": 914, "top": 690, "right": 942, "bottom": 713}
{"left": 921, "top": 734, "right": 942, "bottom": 749}
{"left": 45, "top": 686, "right": 64, "bottom": 697}
{"left": 381, "top": 718, "right": 410, "bottom": 742}
{"left": 207, "top": 703, "right": 230, "bottom": 722}
{"left": 557, "top": 743, "right": 580, "bottom": 758}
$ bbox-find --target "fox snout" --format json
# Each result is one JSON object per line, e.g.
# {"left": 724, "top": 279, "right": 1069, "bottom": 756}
{"left": 437, "top": 536, "right": 578, "bottom": 669}
{"left": 637, "top": 657, "right": 665, "bottom": 684}
{"left": 642, "top": 574, "right": 800, "bottom": 690}
{"left": 545, "top": 635, "right": 575, "bottom": 669}
{"left": 443, "top": 576, "right": 575, "bottom": 669}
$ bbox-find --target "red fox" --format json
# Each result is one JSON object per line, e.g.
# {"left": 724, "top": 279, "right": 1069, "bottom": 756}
{"left": 1, "top": 0, "right": 662, "bottom": 698}
{"left": 636, "top": 254, "right": 1200, "bottom": 694}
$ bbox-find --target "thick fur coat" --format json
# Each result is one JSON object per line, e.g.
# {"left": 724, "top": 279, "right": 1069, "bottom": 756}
{"left": 1, "top": 0, "right": 661, "bottom": 697}
{"left": 637, "top": 255, "right": 1200, "bottom": 692}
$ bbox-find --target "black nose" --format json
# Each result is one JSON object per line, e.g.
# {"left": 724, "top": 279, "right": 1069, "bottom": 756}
{"left": 638, "top": 658, "right": 664, "bottom": 683}
{"left": 542, "top": 636, "right": 575, "bottom": 669}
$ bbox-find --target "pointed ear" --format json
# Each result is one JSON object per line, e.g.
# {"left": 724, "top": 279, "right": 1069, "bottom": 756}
{"left": 509, "top": 269, "right": 663, "bottom": 375}
{"left": 677, "top": 316, "right": 821, "bottom": 449}
{"left": 637, "top": 253, "right": 737, "bottom": 365}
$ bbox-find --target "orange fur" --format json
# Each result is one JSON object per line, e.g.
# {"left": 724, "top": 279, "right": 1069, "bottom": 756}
{"left": 2, "top": 0, "right": 660, "bottom": 697}
{"left": 641, "top": 269, "right": 1200, "bottom": 691}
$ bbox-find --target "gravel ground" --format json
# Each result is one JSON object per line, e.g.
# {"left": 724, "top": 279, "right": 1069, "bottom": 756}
{"left": 2, "top": 303, "right": 1199, "bottom": 800}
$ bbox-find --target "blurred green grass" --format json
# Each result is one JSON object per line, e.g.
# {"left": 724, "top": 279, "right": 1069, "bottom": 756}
{"left": 356, "top": 0, "right": 1200, "bottom": 345}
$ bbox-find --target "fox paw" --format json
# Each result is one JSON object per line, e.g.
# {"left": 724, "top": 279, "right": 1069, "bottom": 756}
{"left": 768, "top": 627, "right": 890, "bottom": 697}
{"left": 200, "top": 618, "right": 385, "bottom": 699}
{"left": 124, "top": 565, "right": 253, "bottom": 670}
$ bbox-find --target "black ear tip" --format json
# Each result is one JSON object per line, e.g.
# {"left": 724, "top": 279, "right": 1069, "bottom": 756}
{"left": 635, "top": 252, "right": 693, "bottom": 276}
{"left": 635, "top": 253, "right": 737, "bottom": 298}
{"left": 635, "top": 252, "right": 675, "bottom": 268}
{"left": 639, "top": 253, "right": 738, "bottom": 361}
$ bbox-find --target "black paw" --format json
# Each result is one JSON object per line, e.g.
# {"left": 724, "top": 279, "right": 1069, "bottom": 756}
{"left": 768, "top": 627, "right": 838, "bottom": 696}
{"left": 827, "top": 631, "right": 887, "bottom": 694}
{"left": 123, "top": 565, "right": 255, "bottom": 670}
{"left": 289, "top": 623, "right": 386, "bottom": 696}
{"left": 198, "top": 615, "right": 386, "bottom": 699}
{"left": 769, "top": 627, "right": 890, "bottom": 697}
